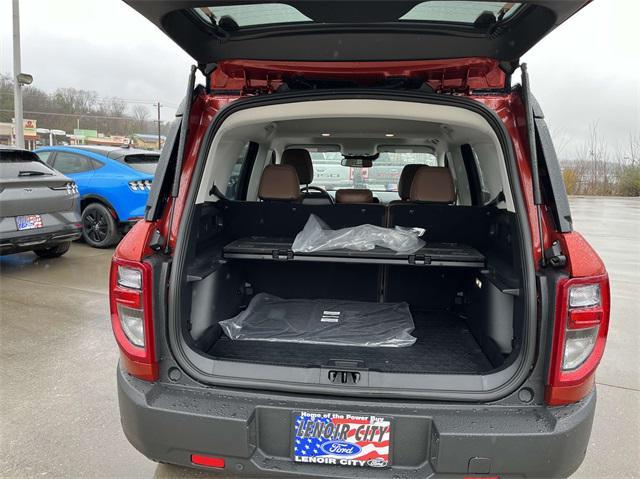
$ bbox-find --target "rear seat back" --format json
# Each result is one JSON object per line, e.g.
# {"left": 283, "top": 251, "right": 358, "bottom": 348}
{"left": 388, "top": 202, "right": 489, "bottom": 244}
{"left": 387, "top": 165, "right": 489, "bottom": 244}
{"left": 222, "top": 201, "right": 385, "bottom": 240}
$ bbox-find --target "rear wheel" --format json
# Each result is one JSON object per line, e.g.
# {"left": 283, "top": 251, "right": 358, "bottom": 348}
{"left": 34, "top": 241, "right": 71, "bottom": 258}
{"left": 82, "top": 203, "right": 121, "bottom": 248}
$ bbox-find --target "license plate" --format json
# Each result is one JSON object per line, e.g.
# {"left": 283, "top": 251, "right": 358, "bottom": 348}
{"left": 16, "top": 214, "right": 43, "bottom": 231}
{"left": 293, "top": 412, "right": 391, "bottom": 468}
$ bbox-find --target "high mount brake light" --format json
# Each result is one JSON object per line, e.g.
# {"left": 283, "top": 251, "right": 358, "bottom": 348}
{"left": 546, "top": 274, "right": 610, "bottom": 405}
{"left": 109, "top": 257, "right": 158, "bottom": 381}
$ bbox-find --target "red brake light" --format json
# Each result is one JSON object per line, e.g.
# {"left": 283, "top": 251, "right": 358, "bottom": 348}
{"left": 109, "top": 257, "right": 158, "bottom": 381}
{"left": 546, "top": 274, "right": 610, "bottom": 405}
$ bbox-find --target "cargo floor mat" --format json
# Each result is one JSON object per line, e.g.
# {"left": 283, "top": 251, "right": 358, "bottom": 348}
{"left": 207, "top": 311, "right": 492, "bottom": 374}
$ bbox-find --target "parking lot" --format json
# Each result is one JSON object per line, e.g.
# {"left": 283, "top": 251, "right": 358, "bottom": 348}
{"left": 1, "top": 197, "right": 638, "bottom": 478}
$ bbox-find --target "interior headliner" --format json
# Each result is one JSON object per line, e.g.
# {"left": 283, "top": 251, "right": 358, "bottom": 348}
{"left": 196, "top": 99, "right": 515, "bottom": 211}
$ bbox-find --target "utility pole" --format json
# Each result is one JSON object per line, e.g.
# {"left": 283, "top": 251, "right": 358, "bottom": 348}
{"left": 156, "top": 102, "right": 162, "bottom": 150}
{"left": 13, "top": 0, "right": 24, "bottom": 148}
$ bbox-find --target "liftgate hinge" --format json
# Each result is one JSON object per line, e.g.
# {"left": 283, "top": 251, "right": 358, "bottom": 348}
{"left": 149, "top": 229, "right": 166, "bottom": 252}
{"left": 544, "top": 240, "right": 567, "bottom": 268}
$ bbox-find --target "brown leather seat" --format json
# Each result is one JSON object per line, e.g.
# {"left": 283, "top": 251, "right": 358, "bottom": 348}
{"left": 409, "top": 166, "right": 456, "bottom": 204}
{"left": 281, "top": 148, "right": 333, "bottom": 205}
{"left": 281, "top": 149, "right": 314, "bottom": 186}
{"left": 335, "top": 189, "right": 374, "bottom": 204}
{"left": 396, "top": 164, "right": 423, "bottom": 202}
{"left": 257, "top": 164, "right": 301, "bottom": 202}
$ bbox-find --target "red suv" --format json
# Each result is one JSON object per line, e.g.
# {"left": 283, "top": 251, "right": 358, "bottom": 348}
{"left": 111, "top": 2, "right": 609, "bottom": 477}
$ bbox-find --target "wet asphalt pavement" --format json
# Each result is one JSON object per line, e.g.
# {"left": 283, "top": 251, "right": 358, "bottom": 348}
{"left": 1, "top": 197, "right": 638, "bottom": 478}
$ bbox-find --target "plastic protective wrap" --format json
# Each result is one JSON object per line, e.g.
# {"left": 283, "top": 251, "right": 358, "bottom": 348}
{"left": 291, "top": 214, "right": 425, "bottom": 254}
{"left": 219, "top": 293, "right": 417, "bottom": 347}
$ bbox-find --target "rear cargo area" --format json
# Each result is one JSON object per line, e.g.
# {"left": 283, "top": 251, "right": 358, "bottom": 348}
{"left": 181, "top": 199, "right": 522, "bottom": 377}
{"left": 169, "top": 98, "right": 530, "bottom": 395}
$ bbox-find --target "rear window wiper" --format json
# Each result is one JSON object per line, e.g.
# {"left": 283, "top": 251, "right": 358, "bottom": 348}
{"left": 18, "top": 170, "right": 51, "bottom": 177}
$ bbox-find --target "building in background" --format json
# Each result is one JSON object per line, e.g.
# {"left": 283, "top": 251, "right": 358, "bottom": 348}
{"left": 0, "top": 119, "right": 39, "bottom": 148}
{"left": 131, "top": 133, "right": 165, "bottom": 150}
{"left": 0, "top": 123, "right": 12, "bottom": 145}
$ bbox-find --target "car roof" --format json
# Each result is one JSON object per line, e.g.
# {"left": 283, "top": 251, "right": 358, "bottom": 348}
{"left": 46, "top": 145, "right": 160, "bottom": 161}
{"left": 0, "top": 145, "right": 30, "bottom": 153}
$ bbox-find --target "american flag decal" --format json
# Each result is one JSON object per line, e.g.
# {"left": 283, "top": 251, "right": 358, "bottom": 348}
{"left": 293, "top": 412, "right": 391, "bottom": 468}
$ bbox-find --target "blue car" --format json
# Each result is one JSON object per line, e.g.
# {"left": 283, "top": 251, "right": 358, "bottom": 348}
{"left": 34, "top": 146, "right": 159, "bottom": 248}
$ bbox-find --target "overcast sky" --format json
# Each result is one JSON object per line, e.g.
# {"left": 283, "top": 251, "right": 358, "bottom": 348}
{"left": 1, "top": 0, "right": 638, "bottom": 157}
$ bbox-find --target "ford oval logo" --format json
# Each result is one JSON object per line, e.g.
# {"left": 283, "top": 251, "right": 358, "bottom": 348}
{"left": 320, "top": 441, "right": 362, "bottom": 457}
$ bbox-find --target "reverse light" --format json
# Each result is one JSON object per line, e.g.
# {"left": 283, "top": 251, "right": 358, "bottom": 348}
{"left": 117, "top": 265, "right": 142, "bottom": 289}
{"left": 563, "top": 327, "right": 598, "bottom": 370}
{"left": 546, "top": 275, "right": 610, "bottom": 405}
{"left": 569, "top": 284, "right": 600, "bottom": 308}
{"left": 117, "top": 303, "right": 145, "bottom": 347}
{"left": 109, "top": 258, "right": 157, "bottom": 381}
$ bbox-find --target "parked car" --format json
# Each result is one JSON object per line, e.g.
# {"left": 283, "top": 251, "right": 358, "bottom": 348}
{"left": 35, "top": 146, "right": 159, "bottom": 248}
{"left": 0, "top": 146, "right": 81, "bottom": 257}
{"left": 112, "top": 2, "right": 610, "bottom": 478}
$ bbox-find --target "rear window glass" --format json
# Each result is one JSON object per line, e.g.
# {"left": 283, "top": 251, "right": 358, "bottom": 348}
{"left": 0, "top": 150, "right": 55, "bottom": 178}
{"left": 0, "top": 149, "right": 42, "bottom": 163}
{"left": 121, "top": 154, "right": 159, "bottom": 174}
{"left": 193, "top": 2, "right": 521, "bottom": 28}
{"left": 194, "top": 3, "right": 311, "bottom": 27}
{"left": 400, "top": 1, "right": 520, "bottom": 23}
{"left": 308, "top": 148, "right": 438, "bottom": 193}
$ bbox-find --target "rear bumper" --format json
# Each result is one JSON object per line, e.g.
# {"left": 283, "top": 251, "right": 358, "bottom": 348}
{"left": 117, "top": 365, "right": 596, "bottom": 478}
{"left": 0, "top": 219, "right": 82, "bottom": 255}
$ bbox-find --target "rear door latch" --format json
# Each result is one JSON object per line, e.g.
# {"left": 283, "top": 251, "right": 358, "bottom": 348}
{"left": 272, "top": 249, "right": 294, "bottom": 260}
{"left": 328, "top": 370, "right": 361, "bottom": 385}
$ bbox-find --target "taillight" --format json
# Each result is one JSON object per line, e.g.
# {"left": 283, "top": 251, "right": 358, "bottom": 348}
{"left": 109, "top": 257, "right": 158, "bottom": 381}
{"left": 128, "top": 179, "right": 152, "bottom": 191}
{"left": 546, "top": 274, "right": 610, "bottom": 405}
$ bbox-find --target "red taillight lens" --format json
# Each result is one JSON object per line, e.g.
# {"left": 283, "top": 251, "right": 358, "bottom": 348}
{"left": 191, "top": 454, "right": 225, "bottom": 469}
{"left": 109, "top": 257, "right": 158, "bottom": 381}
{"left": 546, "top": 274, "right": 610, "bottom": 405}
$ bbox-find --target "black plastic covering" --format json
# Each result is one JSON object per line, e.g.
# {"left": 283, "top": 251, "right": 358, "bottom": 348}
{"left": 219, "top": 293, "right": 417, "bottom": 347}
{"left": 531, "top": 95, "right": 573, "bottom": 233}
{"left": 125, "top": 1, "right": 590, "bottom": 64}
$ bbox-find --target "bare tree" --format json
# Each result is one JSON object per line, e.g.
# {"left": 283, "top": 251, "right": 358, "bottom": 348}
{"left": 131, "top": 105, "right": 150, "bottom": 133}
{"left": 573, "top": 122, "right": 614, "bottom": 195}
{"left": 548, "top": 123, "right": 571, "bottom": 159}
{"left": 615, "top": 133, "right": 640, "bottom": 196}
{"left": 53, "top": 88, "right": 98, "bottom": 114}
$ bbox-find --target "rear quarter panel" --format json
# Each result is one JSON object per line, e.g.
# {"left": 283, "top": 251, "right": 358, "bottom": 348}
{"left": 84, "top": 158, "right": 151, "bottom": 222}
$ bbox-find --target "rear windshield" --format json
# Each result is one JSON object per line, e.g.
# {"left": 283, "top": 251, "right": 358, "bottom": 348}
{"left": 119, "top": 154, "right": 159, "bottom": 175}
{"left": 0, "top": 149, "right": 42, "bottom": 163}
{"left": 193, "top": 1, "right": 522, "bottom": 28}
{"left": 309, "top": 149, "right": 438, "bottom": 193}
{"left": 0, "top": 150, "right": 55, "bottom": 178}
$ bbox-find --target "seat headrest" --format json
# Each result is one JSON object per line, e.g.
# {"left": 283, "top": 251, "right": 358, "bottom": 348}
{"left": 409, "top": 166, "right": 456, "bottom": 203}
{"left": 397, "top": 164, "right": 423, "bottom": 201}
{"left": 281, "top": 149, "right": 313, "bottom": 185}
{"left": 258, "top": 165, "right": 301, "bottom": 201}
{"left": 335, "top": 189, "right": 374, "bottom": 204}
